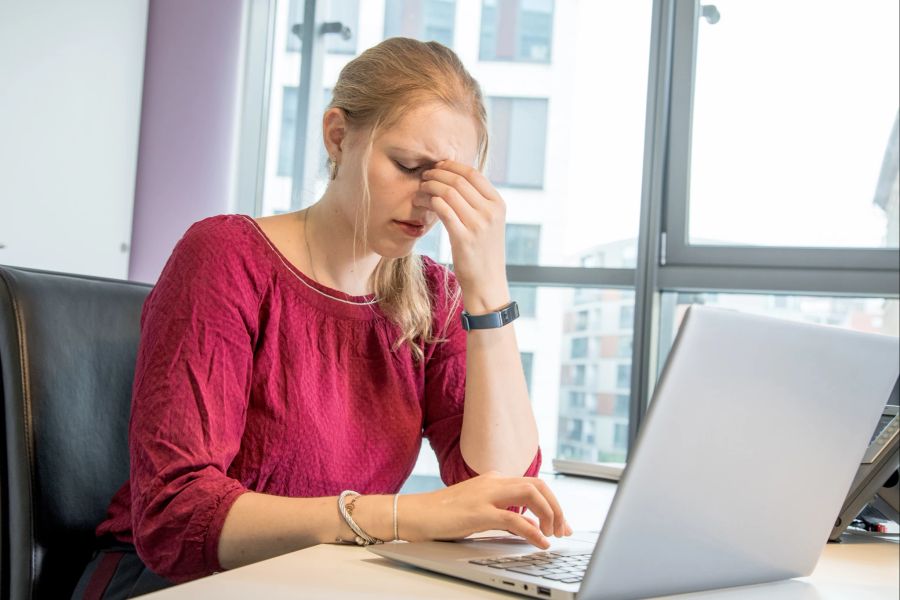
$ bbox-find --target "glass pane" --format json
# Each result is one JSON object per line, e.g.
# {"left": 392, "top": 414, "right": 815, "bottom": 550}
{"left": 261, "top": 0, "right": 652, "bottom": 268}
{"left": 688, "top": 0, "right": 900, "bottom": 248}
{"left": 479, "top": 0, "right": 554, "bottom": 63}
{"left": 409, "top": 286, "right": 635, "bottom": 479}
{"left": 658, "top": 292, "right": 900, "bottom": 381}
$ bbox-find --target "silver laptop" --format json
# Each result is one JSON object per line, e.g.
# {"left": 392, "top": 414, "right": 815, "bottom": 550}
{"left": 370, "top": 305, "right": 900, "bottom": 599}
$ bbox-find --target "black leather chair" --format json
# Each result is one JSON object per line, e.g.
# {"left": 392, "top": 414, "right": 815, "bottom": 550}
{"left": 0, "top": 265, "right": 151, "bottom": 599}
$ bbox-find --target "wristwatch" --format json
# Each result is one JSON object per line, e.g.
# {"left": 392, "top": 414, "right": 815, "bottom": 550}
{"left": 460, "top": 301, "right": 520, "bottom": 331}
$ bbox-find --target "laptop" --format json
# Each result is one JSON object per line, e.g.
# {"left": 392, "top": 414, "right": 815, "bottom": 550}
{"left": 370, "top": 305, "right": 900, "bottom": 599}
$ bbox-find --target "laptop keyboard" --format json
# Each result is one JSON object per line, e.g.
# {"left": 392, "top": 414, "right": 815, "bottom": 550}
{"left": 469, "top": 550, "right": 591, "bottom": 584}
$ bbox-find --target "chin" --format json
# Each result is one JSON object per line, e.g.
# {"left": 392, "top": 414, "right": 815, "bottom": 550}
{"left": 372, "top": 240, "right": 416, "bottom": 261}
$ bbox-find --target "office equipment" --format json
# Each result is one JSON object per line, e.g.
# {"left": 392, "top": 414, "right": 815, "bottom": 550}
{"left": 551, "top": 459, "right": 624, "bottom": 482}
{"left": 371, "top": 306, "right": 900, "bottom": 600}
{"left": 830, "top": 378, "right": 900, "bottom": 540}
{"left": 0, "top": 265, "right": 151, "bottom": 599}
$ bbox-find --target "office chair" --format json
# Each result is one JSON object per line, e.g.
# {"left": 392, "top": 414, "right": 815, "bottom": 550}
{"left": 0, "top": 265, "right": 151, "bottom": 599}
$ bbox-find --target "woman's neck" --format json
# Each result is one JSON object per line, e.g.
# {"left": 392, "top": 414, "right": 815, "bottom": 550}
{"left": 303, "top": 192, "right": 381, "bottom": 297}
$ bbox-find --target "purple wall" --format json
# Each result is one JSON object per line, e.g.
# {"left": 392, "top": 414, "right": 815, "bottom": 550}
{"left": 128, "top": 0, "right": 244, "bottom": 284}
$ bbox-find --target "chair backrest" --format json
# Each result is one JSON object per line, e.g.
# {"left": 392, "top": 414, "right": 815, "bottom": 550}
{"left": 0, "top": 265, "right": 151, "bottom": 599}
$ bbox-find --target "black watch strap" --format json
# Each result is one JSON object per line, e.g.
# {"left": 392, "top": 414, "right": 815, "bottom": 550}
{"left": 460, "top": 301, "right": 520, "bottom": 331}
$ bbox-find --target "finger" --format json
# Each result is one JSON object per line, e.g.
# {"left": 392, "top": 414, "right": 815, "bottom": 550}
{"left": 416, "top": 194, "right": 466, "bottom": 240}
{"left": 419, "top": 179, "right": 480, "bottom": 228}
{"left": 499, "top": 510, "right": 550, "bottom": 549}
{"left": 434, "top": 159, "right": 502, "bottom": 203}
{"left": 422, "top": 168, "right": 489, "bottom": 214}
{"left": 521, "top": 515, "right": 539, "bottom": 529}
{"left": 494, "top": 482, "right": 556, "bottom": 537}
{"left": 528, "top": 478, "right": 568, "bottom": 537}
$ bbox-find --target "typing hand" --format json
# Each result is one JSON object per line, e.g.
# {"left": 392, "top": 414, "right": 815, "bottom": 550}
{"left": 401, "top": 472, "right": 574, "bottom": 548}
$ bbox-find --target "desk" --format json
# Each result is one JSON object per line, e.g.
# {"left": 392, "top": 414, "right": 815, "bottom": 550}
{"left": 143, "top": 476, "right": 900, "bottom": 599}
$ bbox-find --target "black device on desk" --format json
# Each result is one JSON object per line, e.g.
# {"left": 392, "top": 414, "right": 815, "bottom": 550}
{"left": 830, "top": 378, "right": 900, "bottom": 541}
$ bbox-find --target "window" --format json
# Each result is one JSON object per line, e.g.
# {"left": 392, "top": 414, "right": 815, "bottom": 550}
{"left": 520, "top": 351, "right": 534, "bottom": 395}
{"left": 658, "top": 293, "right": 900, "bottom": 375}
{"left": 616, "top": 364, "right": 630, "bottom": 390}
{"left": 487, "top": 97, "right": 548, "bottom": 188}
{"left": 613, "top": 423, "right": 628, "bottom": 450}
{"left": 575, "top": 310, "right": 589, "bottom": 331}
{"left": 573, "top": 364, "right": 586, "bottom": 386}
{"left": 683, "top": 1, "right": 899, "bottom": 249}
{"left": 614, "top": 395, "right": 629, "bottom": 418}
{"left": 277, "top": 87, "right": 298, "bottom": 177}
{"left": 480, "top": 0, "right": 554, "bottom": 62}
{"left": 507, "top": 223, "right": 540, "bottom": 316}
{"left": 287, "top": 0, "right": 360, "bottom": 54}
{"left": 570, "top": 337, "right": 588, "bottom": 359}
{"left": 384, "top": 0, "right": 456, "bottom": 47}
{"left": 249, "top": 1, "right": 900, "bottom": 476}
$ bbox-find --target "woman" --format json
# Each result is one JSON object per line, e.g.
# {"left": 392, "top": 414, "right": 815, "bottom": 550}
{"left": 74, "top": 37, "right": 571, "bottom": 599}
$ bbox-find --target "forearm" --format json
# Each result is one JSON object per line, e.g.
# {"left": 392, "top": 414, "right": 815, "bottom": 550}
{"left": 459, "top": 287, "right": 540, "bottom": 476}
{"left": 218, "top": 491, "right": 426, "bottom": 570}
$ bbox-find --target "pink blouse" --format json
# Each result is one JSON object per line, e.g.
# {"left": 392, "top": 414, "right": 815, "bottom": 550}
{"left": 95, "top": 214, "right": 541, "bottom": 582}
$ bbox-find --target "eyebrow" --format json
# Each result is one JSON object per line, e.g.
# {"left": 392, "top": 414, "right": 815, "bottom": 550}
{"left": 386, "top": 146, "right": 442, "bottom": 164}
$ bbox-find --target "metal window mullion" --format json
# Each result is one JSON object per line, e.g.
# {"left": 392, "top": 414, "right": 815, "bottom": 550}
{"left": 628, "top": 0, "right": 677, "bottom": 459}
{"left": 290, "top": 0, "right": 328, "bottom": 211}
{"left": 505, "top": 266, "right": 634, "bottom": 288}
{"left": 659, "top": 264, "right": 900, "bottom": 297}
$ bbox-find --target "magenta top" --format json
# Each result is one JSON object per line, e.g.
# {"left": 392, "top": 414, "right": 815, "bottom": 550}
{"left": 95, "top": 214, "right": 541, "bottom": 582}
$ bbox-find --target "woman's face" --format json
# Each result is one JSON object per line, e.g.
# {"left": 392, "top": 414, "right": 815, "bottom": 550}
{"left": 334, "top": 102, "right": 479, "bottom": 259}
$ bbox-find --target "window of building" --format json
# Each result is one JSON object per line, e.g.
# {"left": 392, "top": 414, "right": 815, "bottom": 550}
{"left": 520, "top": 351, "right": 534, "bottom": 395}
{"left": 616, "top": 364, "right": 631, "bottom": 390}
{"left": 277, "top": 86, "right": 298, "bottom": 177}
{"left": 385, "top": 0, "right": 456, "bottom": 47}
{"left": 287, "top": 0, "right": 360, "bottom": 54}
{"left": 486, "top": 97, "right": 548, "bottom": 188}
{"left": 571, "top": 337, "right": 588, "bottom": 359}
{"left": 480, "top": 0, "right": 554, "bottom": 63}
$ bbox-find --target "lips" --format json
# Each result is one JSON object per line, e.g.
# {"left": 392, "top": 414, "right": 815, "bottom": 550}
{"left": 394, "top": 220, "right": 427, "bottom": 238}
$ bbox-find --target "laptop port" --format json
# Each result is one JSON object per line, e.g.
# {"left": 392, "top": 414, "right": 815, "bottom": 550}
{"left": 502, "top": 580, "right": 515, "bottom": 587}
{"left": 537, "top": 586, "right": 552, "bottom": 597}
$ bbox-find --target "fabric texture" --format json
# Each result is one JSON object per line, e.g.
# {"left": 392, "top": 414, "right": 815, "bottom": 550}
{"left": 94, "top": 214, "right": 541, "bottom": 583}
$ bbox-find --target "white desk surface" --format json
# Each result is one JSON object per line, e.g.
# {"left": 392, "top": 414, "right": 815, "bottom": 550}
{"left": 143, "top": 475, "right": 899, "bottom": 600}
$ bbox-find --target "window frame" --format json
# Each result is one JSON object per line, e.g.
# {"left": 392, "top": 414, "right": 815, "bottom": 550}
{"left": 241, "top": 0, "right": 900, "bottom": 466}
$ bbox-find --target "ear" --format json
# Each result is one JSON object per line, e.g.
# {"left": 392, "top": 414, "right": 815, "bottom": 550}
{"left": 323, "top": 107, "right": 348, "bottom": 162}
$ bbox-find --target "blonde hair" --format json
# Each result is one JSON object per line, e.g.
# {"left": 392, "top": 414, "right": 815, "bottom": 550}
{"left": 326, "top": 38, "right": 489, "bottom": 362}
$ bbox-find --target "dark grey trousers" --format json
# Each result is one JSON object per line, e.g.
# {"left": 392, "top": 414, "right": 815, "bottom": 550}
{"left": 71, "top": 542, "right": 173, "bottom": 599}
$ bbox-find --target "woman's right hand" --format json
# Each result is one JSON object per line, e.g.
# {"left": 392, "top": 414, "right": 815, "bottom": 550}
{"left": 400, "top": 472, "right": 574, "bottom": 549}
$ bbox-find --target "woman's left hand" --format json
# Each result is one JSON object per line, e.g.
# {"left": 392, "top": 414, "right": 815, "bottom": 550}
{"left": 417, "top": 160, "right": 509, "bottom": 312}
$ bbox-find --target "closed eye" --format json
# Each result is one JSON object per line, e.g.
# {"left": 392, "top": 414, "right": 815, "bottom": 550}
{"left": 394, "top": 160, "right": 424, "bottom": 175}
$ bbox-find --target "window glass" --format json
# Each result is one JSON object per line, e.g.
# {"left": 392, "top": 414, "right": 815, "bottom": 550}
{"left": 384, "top": 0, "right": 456, "bottom": 47}
{"left": 688, "top": 0, "right": 900, "bottom": 248}
{"left": 277, "top": 87, "right": 298, "bottom": 177}
{"left": 287, "top": 0, "right": 360, "bottom": 54}
{"left": 263, "top": 1, "right": 652, "bottom": 268}
{"left": 480, "top": 0, "right": 554, "bottom": 62}
{"left": 658, "top": 293, "right": 900, "bottom": 379}
{"left": 487, "top": 97, "right": 548, "bottom": 188}
{"left": 409, "top": 285, "right": 636, "bottom": 476}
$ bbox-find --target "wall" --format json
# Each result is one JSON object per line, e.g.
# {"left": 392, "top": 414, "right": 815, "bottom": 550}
{"left": 0, "top": 0, "right": 148, "bottom": 279}
{"left": 128, "top": 0, "right": 247, "bottom": 284}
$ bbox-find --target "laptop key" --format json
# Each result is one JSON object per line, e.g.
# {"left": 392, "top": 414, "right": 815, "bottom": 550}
{"left": 561, "top": 577, "right": 583, "bottom": 584}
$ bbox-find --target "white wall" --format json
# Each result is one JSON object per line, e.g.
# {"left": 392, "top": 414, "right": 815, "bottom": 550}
{"left": 0, "top": 0, "right": 148, "bottom": 279}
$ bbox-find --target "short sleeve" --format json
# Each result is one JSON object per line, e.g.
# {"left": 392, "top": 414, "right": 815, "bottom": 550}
{"left": 127, "top": 217, "right": 260, "bottom": 582}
